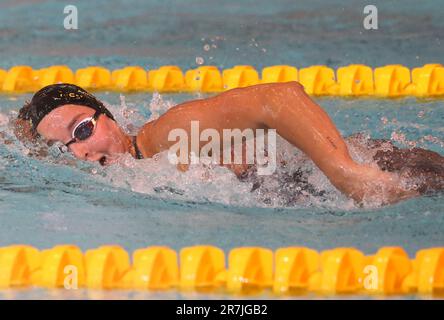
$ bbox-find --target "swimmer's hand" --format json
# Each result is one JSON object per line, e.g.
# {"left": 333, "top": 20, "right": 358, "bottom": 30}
{"left": 345, "top": 165, "right": 419, "bottom": 206}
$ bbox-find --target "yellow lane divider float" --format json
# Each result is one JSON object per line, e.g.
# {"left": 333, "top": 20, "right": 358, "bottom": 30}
{"left": 0, "top": 245, "right": 443, "bottom": 296}
{"left": 1, "top": 64, "right": 444, "bottom": 96}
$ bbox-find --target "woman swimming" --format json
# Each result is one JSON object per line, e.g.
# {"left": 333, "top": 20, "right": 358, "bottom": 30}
{"left": 13, "top": 82, "right": 443, "bottom": 205}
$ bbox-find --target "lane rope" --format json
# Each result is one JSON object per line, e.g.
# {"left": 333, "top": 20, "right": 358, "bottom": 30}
{"left": 0, "top": 64, "right": 443, "bottom": 97}
{"left": 0, "top": 244, "right": 442, "bottom": 295}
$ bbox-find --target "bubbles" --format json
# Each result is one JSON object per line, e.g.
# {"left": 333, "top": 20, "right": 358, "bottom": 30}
{"left": 420, "top": 135, "right": 444, "bottom": 148}
{"left": 195, "top": 56, "right": 205, "bottom": 65}
{"left": 96, "top": 151, "right": 257, "bottom": 206}
{"left": 391, "top": 131, "right": 417, "bottom": 148}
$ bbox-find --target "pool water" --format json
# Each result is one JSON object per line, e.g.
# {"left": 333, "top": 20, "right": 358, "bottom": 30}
{"left": 0, "top": 0, "right": 443, "bottom": 299}
{"left": 1, "top": 93, "right": 443, "bottom": 299}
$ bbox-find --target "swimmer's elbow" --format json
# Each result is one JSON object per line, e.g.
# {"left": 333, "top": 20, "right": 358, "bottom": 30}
{"left": 219, "top": 81, "right": 305, "bottom": 100}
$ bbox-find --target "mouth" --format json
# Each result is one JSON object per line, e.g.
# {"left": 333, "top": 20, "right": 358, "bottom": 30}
{"left": 99, "top": 156, "right": 107, "bottom": 166}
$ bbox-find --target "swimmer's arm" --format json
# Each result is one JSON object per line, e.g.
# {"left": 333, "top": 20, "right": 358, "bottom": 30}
{"left": 138, "top": 82, "right": 346, "bottom": 159}
{"left": 137, "top": 82, "right": 416, "bottom": 203}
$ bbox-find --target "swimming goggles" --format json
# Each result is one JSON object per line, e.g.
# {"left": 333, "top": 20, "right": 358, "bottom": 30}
{"left": 65, "top": 110, "right": 101, "bottom": 148}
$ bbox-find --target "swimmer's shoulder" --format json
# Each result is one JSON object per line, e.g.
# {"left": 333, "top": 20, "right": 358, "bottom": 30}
{"left": 136, "top": 120, "right": 159, "bottom": 158}
{"left": 134, "top": 97, "right": 221, "bottom": 159}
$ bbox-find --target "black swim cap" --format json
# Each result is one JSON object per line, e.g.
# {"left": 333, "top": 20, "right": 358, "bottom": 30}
{"left": 18, "top": 83, "right": 115, "bottom": 132}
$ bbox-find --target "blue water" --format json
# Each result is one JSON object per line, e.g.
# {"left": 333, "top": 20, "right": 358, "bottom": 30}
{"left": 1, "top": 0, "right": 444, "bottom": 69}
{"left": 0, "top": 0, "right": 443, "bottom": 299}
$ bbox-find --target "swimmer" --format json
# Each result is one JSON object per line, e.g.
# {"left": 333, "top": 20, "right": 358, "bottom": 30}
{"left": 13, "top": 82, "right": 443, "bottom": 205}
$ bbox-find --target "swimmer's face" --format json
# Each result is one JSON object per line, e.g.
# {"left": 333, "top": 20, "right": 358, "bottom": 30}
{"left": 36, "top": 105, "right": 129, "bottom": 164}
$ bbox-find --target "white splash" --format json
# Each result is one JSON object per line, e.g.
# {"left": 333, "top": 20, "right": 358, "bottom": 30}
{"left": 0, "top": 112, "right": 9, "bottom": 126}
